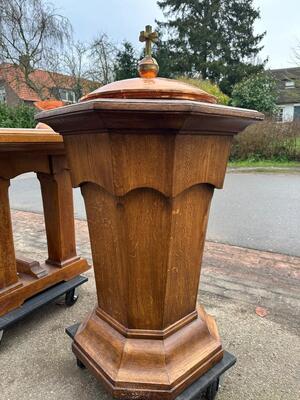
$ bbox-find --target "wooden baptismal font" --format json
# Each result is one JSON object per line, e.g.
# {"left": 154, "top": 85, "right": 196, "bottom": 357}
{"left": 37, "top": 26, "right": 263, "bottom": 399}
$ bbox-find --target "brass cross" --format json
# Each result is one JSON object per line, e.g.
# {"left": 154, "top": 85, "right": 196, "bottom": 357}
{"left": 139, "top": 25, "right": 158, "bottom": 57}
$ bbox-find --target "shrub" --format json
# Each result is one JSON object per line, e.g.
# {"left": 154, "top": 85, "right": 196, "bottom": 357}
{"left": 231, "top": 72, "right": 278, "bottom": 115}
{"left": 177, "top": 77, "right": 230, "bottom": 105}
{"left": 230, "top": 120, "right": 300, "bottom": 161}
{"left": 0, "top": 103, "right": 36, "bottom": 128}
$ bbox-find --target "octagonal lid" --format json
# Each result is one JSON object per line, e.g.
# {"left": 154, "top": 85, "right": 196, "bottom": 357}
{"left": 80, "top": 25, "right": 216, "bottom": 104}
{"left": 80, "top": 76, "right": 217, "bottom": 103}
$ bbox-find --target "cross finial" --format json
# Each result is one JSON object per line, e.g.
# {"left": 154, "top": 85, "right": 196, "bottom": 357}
{"left": 139, "top": 25, "right": 158, "bottom": 57}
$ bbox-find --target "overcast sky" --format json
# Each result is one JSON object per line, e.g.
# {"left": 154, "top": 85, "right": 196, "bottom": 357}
{"left": 53, "top": 0, "right": 299, "bottom": 69}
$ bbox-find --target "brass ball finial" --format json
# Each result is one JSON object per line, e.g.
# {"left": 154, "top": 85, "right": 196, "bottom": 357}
{"left": 138, "top": 25, "right": 159, "bottom": 78}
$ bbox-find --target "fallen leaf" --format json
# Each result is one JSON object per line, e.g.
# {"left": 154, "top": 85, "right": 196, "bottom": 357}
{"left": 255, "top": 306, "right": 268, "bottom": 317}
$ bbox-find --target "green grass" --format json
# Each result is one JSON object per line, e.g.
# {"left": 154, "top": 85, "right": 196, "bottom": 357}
{"left": 228, "top": 160, "right": 300, "bottom": 168}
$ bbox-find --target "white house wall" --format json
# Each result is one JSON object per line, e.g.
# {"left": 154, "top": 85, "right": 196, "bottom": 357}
{"left": 279, "top": 104, "right": 294, "bottom": 122}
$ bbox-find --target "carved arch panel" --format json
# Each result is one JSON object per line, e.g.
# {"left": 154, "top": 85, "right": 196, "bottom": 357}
{"left": 81, "top": 182, "right": 214, "bottom": 331}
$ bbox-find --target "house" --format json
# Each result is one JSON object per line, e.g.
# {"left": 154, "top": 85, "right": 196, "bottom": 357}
{"left": 0, "top": 63, "right": 97, "bottom": 107}
{"left": 271, "top": 67, "right": 300, "bottom": 122}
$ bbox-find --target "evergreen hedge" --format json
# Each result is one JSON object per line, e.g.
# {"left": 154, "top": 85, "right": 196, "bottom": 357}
{"left": 0, "top": 103, "right": 36, "bottom": 128}
{"left": 177, "top": 77, "right": 230, "bottom": 105}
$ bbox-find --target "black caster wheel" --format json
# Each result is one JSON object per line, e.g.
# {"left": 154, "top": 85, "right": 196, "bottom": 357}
{"left": 76, "top": 358, "right": 86, "bottom": 369}
{"left": 0, "top": 330, "right": 3, "bottom": 345}
{"left": 65, "top": 288, "right": 78, "bottom": 307}
{"left": 205, "top": 378, "right": 220, "bottom": 400}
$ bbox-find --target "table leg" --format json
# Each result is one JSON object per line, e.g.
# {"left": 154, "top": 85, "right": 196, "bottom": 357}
{"left": 37, "top": 156, "right": 79, "bottom": 267}
{"left": 0, "top": 178, "right": 20, "bottom": 291}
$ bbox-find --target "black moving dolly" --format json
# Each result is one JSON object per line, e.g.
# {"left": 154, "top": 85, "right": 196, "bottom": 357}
{"left": 0, "top": 275, "right": 88, "bottom": 345}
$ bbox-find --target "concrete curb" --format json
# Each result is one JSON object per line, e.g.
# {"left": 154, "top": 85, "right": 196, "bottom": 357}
{"left": 227, "top": 166, "right": 300, "bottom": 174}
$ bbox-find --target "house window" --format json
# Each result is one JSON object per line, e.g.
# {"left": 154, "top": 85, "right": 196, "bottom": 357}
{"left": 276, "top": 108, "right": 283, "bottom": 122}
{"left": 285, "top": 80, "right": 295, "bottom": 89}
{"left": 58, "top": 88, "right": 76, "bottom": 103}
{"left": 0, "top": 84, "right": 6, "bottom": 103}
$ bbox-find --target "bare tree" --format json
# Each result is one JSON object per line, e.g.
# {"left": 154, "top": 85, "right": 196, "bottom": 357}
{"left": 0, "top": 0, "right": 72, "bottom": 98}
{"left": 89, "top": 33, "right": 116, "bottom": 85}
{"left": 292, "top": 40, "right": 300, "bottom": 65}
{"left": 57, "top": 41, "right": 98, "bottom": 101}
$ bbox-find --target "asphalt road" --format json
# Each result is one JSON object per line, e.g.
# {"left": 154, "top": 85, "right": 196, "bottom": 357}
{"left": 9, "top": 171, "right": 300, "bottom": 257}
{"left": 208, "top": 172, "right": 300, "bottom": 257}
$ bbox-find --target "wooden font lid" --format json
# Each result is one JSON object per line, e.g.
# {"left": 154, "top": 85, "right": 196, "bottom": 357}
{"left": 80, "top": 77, "right": 217, "bottom": 103}
{"left": 80, "top": 25, "right": 217, "bottom": 104}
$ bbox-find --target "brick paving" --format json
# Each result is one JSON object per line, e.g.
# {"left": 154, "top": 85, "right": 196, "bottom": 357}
{"left": 2, "top": 209, "right": 299, "bottom": 400}
{"left": 12, "top": 209, "right": 300, "bottom": 334}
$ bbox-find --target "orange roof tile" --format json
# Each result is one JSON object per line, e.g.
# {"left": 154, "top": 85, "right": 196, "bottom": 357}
{"left": 0, "top": 63, "right": 96, "bottom": 102}
{"left": 34, "top": 100, "right": 66, "bottom": 110}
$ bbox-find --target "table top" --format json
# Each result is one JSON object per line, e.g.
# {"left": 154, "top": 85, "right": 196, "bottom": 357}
{"left": 0, "top": 127, "right": 62, "bottom": 143}
{"left": 0, "top": 127, "right": 64, "bottom": 152}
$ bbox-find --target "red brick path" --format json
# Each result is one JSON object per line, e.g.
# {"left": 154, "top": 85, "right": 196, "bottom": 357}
{"left": 11, "top": 209, "right": 300, "bottom": 333}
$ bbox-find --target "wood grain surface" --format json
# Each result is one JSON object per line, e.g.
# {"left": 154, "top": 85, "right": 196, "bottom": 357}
{"left": 37, "top": 97, "right": 263, "bottom": 399}
{"left": 0, "top": 128, "right": 89, "bottom": 316}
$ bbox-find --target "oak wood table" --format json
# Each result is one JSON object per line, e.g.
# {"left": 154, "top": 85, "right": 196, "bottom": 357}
{"left": 0, "top": 127, "right": 89, "bottom": 317}
{"left": 37, "top": 64, "right": 263, "bottom": 399}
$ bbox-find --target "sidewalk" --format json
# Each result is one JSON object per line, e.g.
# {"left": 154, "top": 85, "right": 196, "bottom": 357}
{"left": 1, "top": 210, "right": 299, "bottom": 400}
